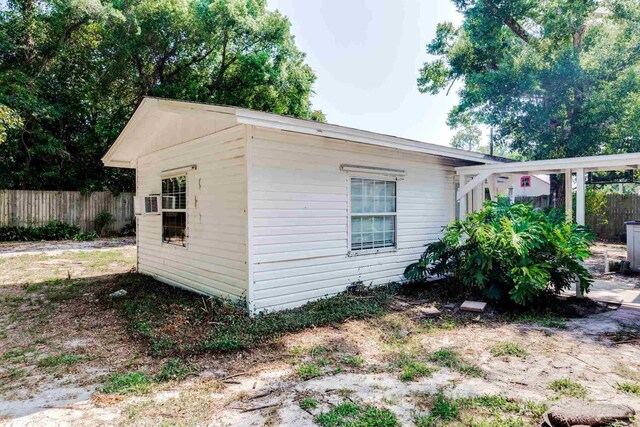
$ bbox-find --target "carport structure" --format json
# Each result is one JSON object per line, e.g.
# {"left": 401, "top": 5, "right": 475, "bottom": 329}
{"left": 455, "top": 152, "right": 640, "bottom": 296}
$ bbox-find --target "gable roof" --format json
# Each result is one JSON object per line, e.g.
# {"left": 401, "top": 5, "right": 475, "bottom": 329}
{"left": 102, "top": 97, "right": 502, "bottom": 168}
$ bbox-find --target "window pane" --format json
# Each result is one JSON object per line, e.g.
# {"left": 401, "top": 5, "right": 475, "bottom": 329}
{"left": 384, "top": 197, "right": 396, "bottom": 213}
{"left": 373, "top": 216, "right": 384, "bottom": 232}
{"left": 386, "top": 181, "right": 396, "bottom": 196}
{"left": 162, "top": 212, "right": 186, "bottom": 246}
{"left": 351, "top": 178, "right": 362, "bottom": 196}
{"left": 351, "top": 216, "right": 362, "bottom": 233}
{"left": 351, "top": 196, "right": 363, "bottom": 214}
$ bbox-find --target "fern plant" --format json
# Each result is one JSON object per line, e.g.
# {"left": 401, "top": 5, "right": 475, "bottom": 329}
{"left": 405, "top": 200, "right": 594, "bottom": 305}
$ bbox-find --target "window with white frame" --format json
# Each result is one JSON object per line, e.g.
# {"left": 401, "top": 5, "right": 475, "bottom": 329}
{"left": 162, "top": 176, "right": 187, "bottom": 246}
{"left": 350, "top": 177, "right": 397, "bottom": 251}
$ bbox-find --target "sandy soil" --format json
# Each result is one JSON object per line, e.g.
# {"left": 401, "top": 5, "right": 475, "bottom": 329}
{"left": 1, "top": 241, "right": 639, "bottom": 426}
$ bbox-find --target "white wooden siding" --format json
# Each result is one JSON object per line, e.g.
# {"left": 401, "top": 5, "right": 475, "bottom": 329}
{"left": 248, "top": 127, "right": 461, "bottom": 312}
{"left": 136, "top": 125, "right": 248, "bottom": 299}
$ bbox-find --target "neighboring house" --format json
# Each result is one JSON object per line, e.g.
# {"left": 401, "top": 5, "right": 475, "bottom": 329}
{"left": 500, "top": 174, "right": 550, "bottom": 201}
{"left": 102, "top": 97, "right": 500, "bottom": 313}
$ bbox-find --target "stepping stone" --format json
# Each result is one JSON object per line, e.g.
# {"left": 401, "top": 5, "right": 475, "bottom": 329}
{"left": 460, "top": 300, "right": 487, "bottom": 313}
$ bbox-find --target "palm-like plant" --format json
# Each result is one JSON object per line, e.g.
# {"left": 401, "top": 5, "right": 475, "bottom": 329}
{"left": 405, "top": 200, "right": 594, "bottom": 305}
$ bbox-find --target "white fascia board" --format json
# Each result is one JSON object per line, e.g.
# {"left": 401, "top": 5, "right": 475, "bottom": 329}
{"left": 456, "top": 153, "right": 640, "bottom": 175}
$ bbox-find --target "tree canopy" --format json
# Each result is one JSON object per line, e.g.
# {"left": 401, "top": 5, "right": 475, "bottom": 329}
{"left": 418, "top": 0, "right": 640, "bottom": 161}
{"left": 0, "top": 0, "right": 322, "bottom": 192}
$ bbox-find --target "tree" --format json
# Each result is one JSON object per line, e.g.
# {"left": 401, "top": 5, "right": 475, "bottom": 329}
{"left": 418, "top": 0, "right": 640, "bottom": 199}
{"left": 0, "top": 0, "right": 323, "bottom": 192}
{"left": 451, "top": 122, "right": 482, "bottom": 151}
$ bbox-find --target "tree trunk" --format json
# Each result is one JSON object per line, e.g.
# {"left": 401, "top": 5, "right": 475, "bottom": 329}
{"left": 549, "top": 173, "right": 566, "bottom": 209}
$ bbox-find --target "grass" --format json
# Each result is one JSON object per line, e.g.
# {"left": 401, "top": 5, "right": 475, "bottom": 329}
{"left": 429, "top": 348, "right": 483, "bottom": 377}
{"left": 37, "top": 353, "right": 83, "bottom": 368}
{"left": 394, "top": 354, "right": 436, "bottom": 382}
{"left": 548, "top": 378, "right": 587, "bottom": 398}
{"left": 299, "top": 397, "right": 319, "bottom": 411}
{"left": 415, "top": 393, "right": 547, "bottom": 427}
{"left": 489, "top": 342, "right": 528, "bottom": 358}
{"left": 101, "top": 371, "right": 154, "bottom": 395}
{"left": 315, "top": 402, "right": 399, "bottom": 427}
{"left": 298, "top": 363, "right": 322, "bottom": 380}
{"left": 342, "top": 355, "right": 365, "bottom": 367}
{"left": 516, "top": 314, "right": 567, "bottom": 329}
{"left": 616, "top": 381, "right": 640, "bottom": 395}
{"left": 112, "top": 273, "right": 397, "bottom": 356}
{"left": 155, "top": 358, "right": 193, "bottom": 382}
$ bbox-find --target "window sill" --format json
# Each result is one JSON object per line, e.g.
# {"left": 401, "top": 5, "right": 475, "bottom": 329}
{"left": 161, "top": 242, "right": 188, "bottom": 249}
{"left": 347, "top": 247, "right": 398, "bottom": 257}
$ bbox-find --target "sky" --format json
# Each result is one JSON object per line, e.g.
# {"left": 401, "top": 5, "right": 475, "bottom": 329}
{"left": 267, "top": 0, "right": 466, "bottom": 147}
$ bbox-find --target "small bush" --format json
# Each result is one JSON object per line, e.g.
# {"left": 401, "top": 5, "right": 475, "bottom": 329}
{"left": 94, "top": 211, "right": 113, "bottom": 237}
{"left": 405, "top": 200, "right": 594, "bottom": 305}
{"left": 120, "top": 220, "right": 136, "bottom": 236}
{"left": 73, "top": 231, "right": 98, "bottom": 241}
{"left": 0, "top": 221, "right": 80, "bottom": 242}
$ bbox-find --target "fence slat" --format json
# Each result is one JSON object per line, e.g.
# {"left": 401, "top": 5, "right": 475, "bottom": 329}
{"left": 0, "top": 190, "right": 134, "bottom": 233}
{"left": 516, "top": 194, "right": 640, "bottom": 241}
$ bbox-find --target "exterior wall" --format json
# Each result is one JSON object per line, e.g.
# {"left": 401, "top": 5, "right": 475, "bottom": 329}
{"left": 136, "top": 125, "right": 248, "bottom": 299}
{"left": 248, "top": 127, "right": 465, "bottom": 312}
{"left": 510, "top": 175, "right": 549, "bottom": 199}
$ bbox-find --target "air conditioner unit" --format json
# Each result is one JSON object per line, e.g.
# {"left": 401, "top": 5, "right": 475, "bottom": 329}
{"left": 143, "top": 195, "right": 160, "bottom": 215}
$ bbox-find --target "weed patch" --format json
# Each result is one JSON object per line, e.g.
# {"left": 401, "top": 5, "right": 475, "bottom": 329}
{"left": 315, "top": 402, "right": 398, "bottom": 427}
{"left": 548, "top": 378, "right": 587, "bottom": 398}
{"left": 155, "top": 358, "right": 193, "bottom": 382}
{"left": 429, "top": 348, "right": 483, "bottom": 377}
{"left": 111, "top": 274, "right": 396, "bottom": 357}
{"left": 489, "top": 342, "right": 528, "bottom": 358}
{"left": 415, "top": 393, "right": 546, "bottom": 427}
{"left": 616, "top": 381, "right": 640, "bottom": 395}
{"left": 394, "top": 354, "right": 435, "bottom": 382}
{"left": 101, "top": 372, "right": 154, "bottom": 395}
{"left": 298, "top": 363, "right": 322, "bottom": 380}
{"left": 516, "top": 314, "right": 567, "bottom": 329}
{"left": 342, "top": 355, "right": 364, "bottom": 367}
{"left": 299, "top": 397, "right": 319, "bottom": 411}
{"left": 37, "top": 353, "right": 83, "bottom": 368}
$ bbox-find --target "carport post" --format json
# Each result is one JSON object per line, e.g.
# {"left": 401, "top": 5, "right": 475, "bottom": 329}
{"left": 575, "top": 167, "right": 586, "bottom": 298}
{"left": 458, "top": 174, "right": 467, "bottom": 221}
{"left": 564, "top": 169, "right": 572, "bottom": 221}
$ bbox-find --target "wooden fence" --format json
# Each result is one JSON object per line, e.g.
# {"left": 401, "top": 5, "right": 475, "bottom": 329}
{"left": 516, "top": 194, "right": 640, "bottom": 241}
{"left": 0, "top": 190, "right": 134, "bottom": 233}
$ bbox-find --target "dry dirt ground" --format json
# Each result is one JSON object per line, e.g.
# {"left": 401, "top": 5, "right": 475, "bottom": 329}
{"left": 1, "top": 240, "right": 639, "bottom": 426}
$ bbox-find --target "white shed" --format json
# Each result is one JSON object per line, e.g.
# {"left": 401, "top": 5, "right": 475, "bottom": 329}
{"left": 102, "top": 97, "right": 500, "bottom": 313}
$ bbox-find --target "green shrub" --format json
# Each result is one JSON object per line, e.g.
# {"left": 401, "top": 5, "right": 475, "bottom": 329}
{"left": 73, "top": 231, "right": 98, "bottom": 241}
{"left": 0, "top": 221, "right": 80, "bottom": 242}
{"left": 101, "top": 371, "right": 153, "bottom": 394}
{"left": 120, "top": 220, "right": 136, "bottom": 236}
{"left": 95, "top": 211, "right": 113, "bottom": 237}
{"left": 405, "top": 200, "right": 594, "bottom": 305}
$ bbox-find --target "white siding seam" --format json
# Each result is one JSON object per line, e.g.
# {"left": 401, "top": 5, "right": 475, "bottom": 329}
{"left": 245, "top": 125, "right": 255, "bottom": 313}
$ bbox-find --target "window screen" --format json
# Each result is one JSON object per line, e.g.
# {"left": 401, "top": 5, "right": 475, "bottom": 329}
{"left": 350, "top": 178, "right": 397, "bottom": 251}
{"left": 162, "top": 176, "right": 187, "bottom": 246}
